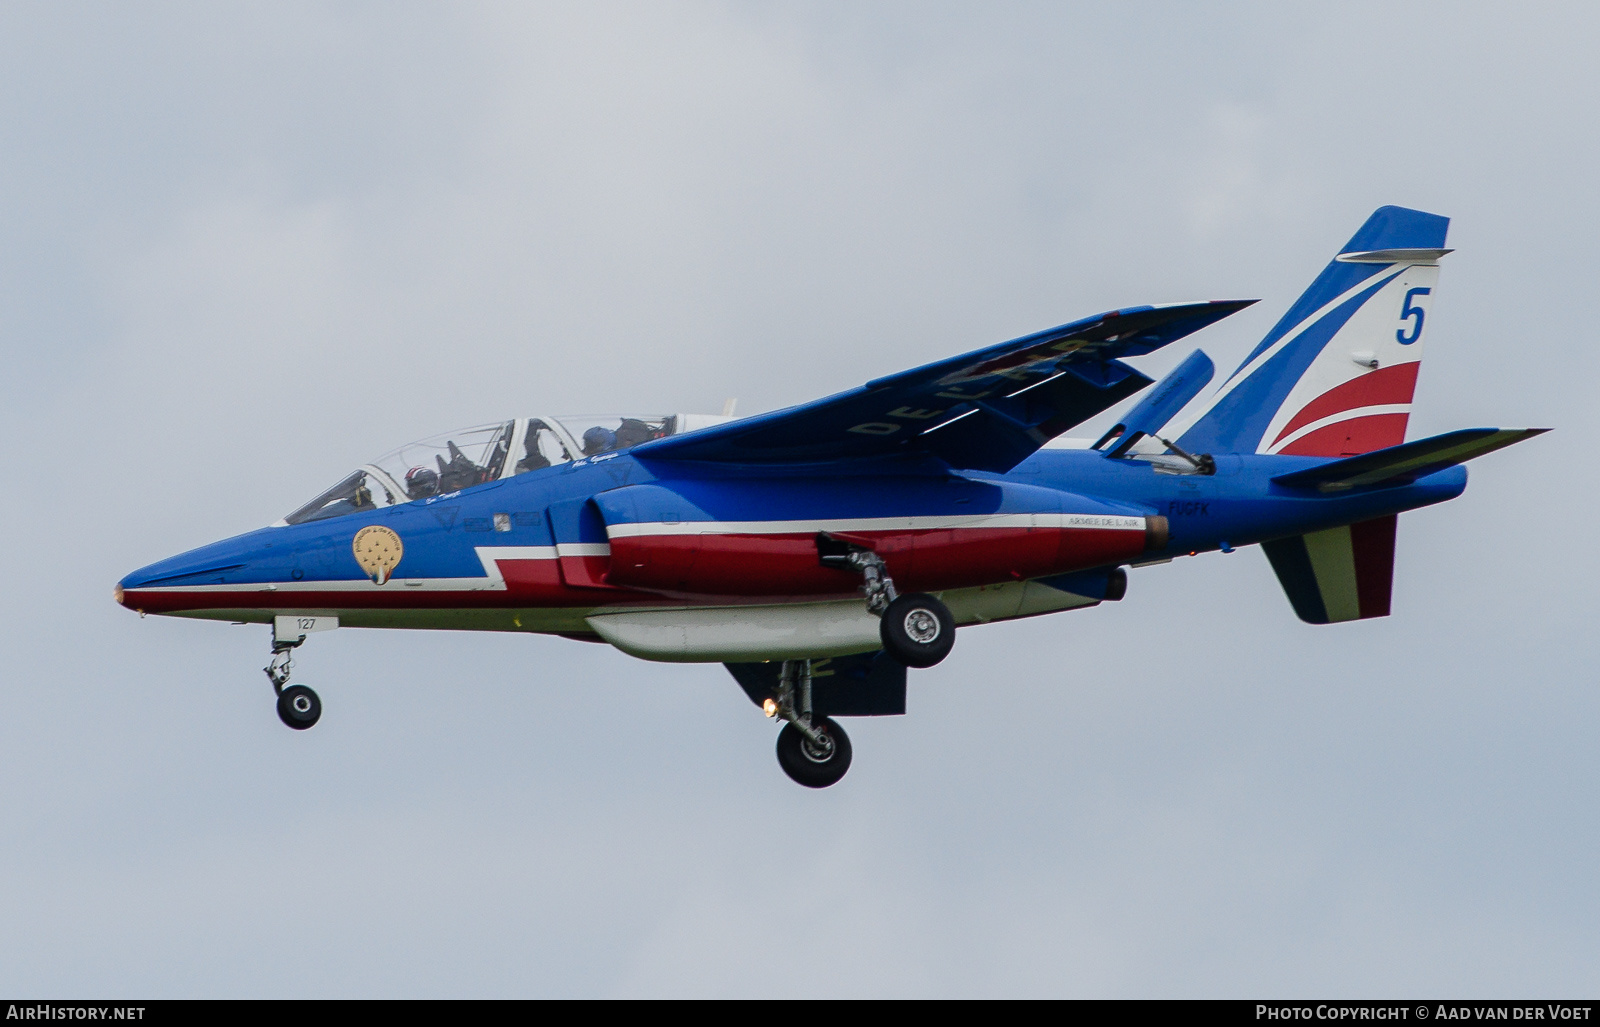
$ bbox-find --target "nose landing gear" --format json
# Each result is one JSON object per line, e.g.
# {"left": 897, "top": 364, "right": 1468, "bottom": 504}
{"left": 277, "top": 683, "right": 322, "bottom": 730}
{"left": 776, "top": 717, "right": 852, "bottom": 788}
{"left": 265, "top": 635, "right": 321, "bottom": 731}
{"left": 769, "top": 660, "right": 852, "bottom": 787}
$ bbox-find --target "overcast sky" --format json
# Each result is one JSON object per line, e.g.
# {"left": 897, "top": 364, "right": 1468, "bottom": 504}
{"left": 1, "top": 1, "right": 1596, "bottom": 997}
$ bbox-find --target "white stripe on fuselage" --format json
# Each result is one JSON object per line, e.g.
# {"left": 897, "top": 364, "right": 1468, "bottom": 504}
{"left": 123, "top": 515, "right": 1145, "bottom": 596}
{"left": 605, "top": 513, "right": 1146, "bottom": 538}
{"left": 555, "top": 543, "right": 609, "bottom": 557}
{"left": 125, "top": 547, "right": 558, "bottom": 594}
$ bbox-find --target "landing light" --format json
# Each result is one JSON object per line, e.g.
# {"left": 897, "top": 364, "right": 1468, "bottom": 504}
{"left": 762, "top": 698, "right": 778, "bottom": 718}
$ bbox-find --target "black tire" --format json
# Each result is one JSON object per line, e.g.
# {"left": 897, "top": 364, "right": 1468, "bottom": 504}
{"left": 775, "top": 716, "right": 852, "bottom": 788}
{"left": 879, "top": 592, "right": 955, "bottom": 668}
{"left": 276, "top": 684, "right": 322, "bottom": 730}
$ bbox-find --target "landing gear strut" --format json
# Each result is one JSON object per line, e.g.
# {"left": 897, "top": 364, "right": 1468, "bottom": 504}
{"left": 769, "top": 660, "right": 852, "bottom": 787}
{"left": 265, "top": 634, "right": 321, "bottom": 731}
{"left": 821, "top": 540, "right": 956, "bottom": 668}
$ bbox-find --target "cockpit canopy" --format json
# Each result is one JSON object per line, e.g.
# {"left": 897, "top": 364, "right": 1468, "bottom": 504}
{"left": 284, "top": 414, "right": 722, "bottom": 526}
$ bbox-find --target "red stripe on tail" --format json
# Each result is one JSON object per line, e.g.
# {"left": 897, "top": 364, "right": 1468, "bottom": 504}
{"left": 1272, "top": 362, "right": 1420, "bottom": 447}
{"left": 1278, "top": 413, "right": 1409, "bottom": 457}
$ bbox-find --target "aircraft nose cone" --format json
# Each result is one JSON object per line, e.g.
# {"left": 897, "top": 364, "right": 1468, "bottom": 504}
{"left": 114, "top": 565, "right": 153, "bottom": 612}
{"left": 117, "top": 530, "right": 272, "bottom": 616}
{"left": 116, "top": 564, "right": 159, "bottom": 613}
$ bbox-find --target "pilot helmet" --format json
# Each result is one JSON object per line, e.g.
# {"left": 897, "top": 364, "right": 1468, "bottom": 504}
{"left": 581, "top": 426, "right": 616, "bottom": 456}
{"left": 404, "top": 465, "right": 440, "bottom": 499}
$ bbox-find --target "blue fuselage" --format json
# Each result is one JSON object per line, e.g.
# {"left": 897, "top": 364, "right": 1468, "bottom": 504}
{"left": 117, "top": 447, "right": 1467, "bottom": 636}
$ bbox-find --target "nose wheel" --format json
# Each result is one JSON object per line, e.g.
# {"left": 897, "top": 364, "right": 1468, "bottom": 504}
{"left": 265, "top": 636, "right": 322, "bottom": 731}
{"left": 776, "top": 716, "right": 852, "bottom": 788}
{"left": 766, "top": 659, "right": 854, "bottom": 787}
{"left": 276, "top": 684, "right": 322, "bottom": 730}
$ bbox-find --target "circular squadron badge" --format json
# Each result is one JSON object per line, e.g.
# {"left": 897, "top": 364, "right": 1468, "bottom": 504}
{"left": 352, "top": 525, "right": 403, "bottom": 585}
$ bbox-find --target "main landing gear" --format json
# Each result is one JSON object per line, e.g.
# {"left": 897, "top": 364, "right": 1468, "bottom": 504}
{"left": 767, "top": 660, "right": 852, "bottom": 787}
{"left": 265, "top": 635, "right": 321, "bottom": 731}
{"left": 823, "top": 542, "right": 955, "bottom": 669}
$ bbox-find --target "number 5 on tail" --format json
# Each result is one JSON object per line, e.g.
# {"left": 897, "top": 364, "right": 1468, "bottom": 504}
{"left": 1397, "top": 287, "right": 1431, "bottom": 344}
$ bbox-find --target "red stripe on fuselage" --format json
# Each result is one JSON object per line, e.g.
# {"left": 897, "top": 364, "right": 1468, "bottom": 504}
{"left": 119, "top": 585, "right": 572, "bottom": 615}
{"left": 120, "top": 555, "right": 650, "bottom": 615}
{"left": 558, "top": 555, "right": 621, "bottom": 590}
{"left": 607, "top": 525, "right": 1148, "bottom": 595}
{"left": 121, "top": 523, "right": 1151, "bottom": 616}
{"left": 501, "top": 555, "right": 599, "bottom": 601}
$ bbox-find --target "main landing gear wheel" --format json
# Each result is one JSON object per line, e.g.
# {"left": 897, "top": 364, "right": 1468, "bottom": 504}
{"left": 276, "top": 684, "right": 322, "bottom": 730}
{"left": 819, "top": 540, "right": 958, "bottom": 668}
{"left": 880, "top": 592, "right": 955, "bottom": 668}
{"left": 776, "top": 716, "right": 852, "bottom": 788}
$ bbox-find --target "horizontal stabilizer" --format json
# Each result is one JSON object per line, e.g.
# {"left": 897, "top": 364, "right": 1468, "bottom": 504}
{"left": 1271, "top": 428, "right": 1548, "bottom": 493}
{"left": 1335, "top": 247, "right": 1453, "bottom": 264}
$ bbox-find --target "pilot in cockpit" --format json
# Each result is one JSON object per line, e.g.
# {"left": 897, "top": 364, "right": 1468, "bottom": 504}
{"left": 516, "top": 420, "right": 553, "bottom": 474}
{"left": 435, "top": 440, "right": 489, "bottom": 493}
{"left": 516, "top": 438, "right": 548, "bottom": 473}
{"left": 404, "top": 466, "right": 440, "bottom": 500}
{"left": 581, "top": 426, "right": 616, "bottom": 457}
{"left": 613, "top": 417, "right": 663, "bottom": 449}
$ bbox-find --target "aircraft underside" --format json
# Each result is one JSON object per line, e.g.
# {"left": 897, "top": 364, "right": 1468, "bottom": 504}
{"left": 150, "top": 572, "right": 1113, "bottom": 657}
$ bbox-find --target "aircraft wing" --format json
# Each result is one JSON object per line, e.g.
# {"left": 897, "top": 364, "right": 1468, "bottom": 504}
{"left": 637, "top": 300, "right": 1255, "bottom": 472}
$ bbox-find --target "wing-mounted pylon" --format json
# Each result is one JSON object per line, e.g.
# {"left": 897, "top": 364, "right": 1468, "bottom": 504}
{"left": 635, "top": 300, "right": 1255, "bottom": 472}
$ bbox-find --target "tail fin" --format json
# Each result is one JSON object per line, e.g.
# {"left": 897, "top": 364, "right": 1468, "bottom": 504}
{"left": 1261, "top": 427, "right": 1547, "bottom": 624}
{"left": 1174, "top": 206, "right": 1451, "bottom": 457}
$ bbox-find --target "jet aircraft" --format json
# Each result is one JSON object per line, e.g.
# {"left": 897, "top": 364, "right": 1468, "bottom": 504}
{"left": 117, "top": 206, "right": 1544, "bottom": 787}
